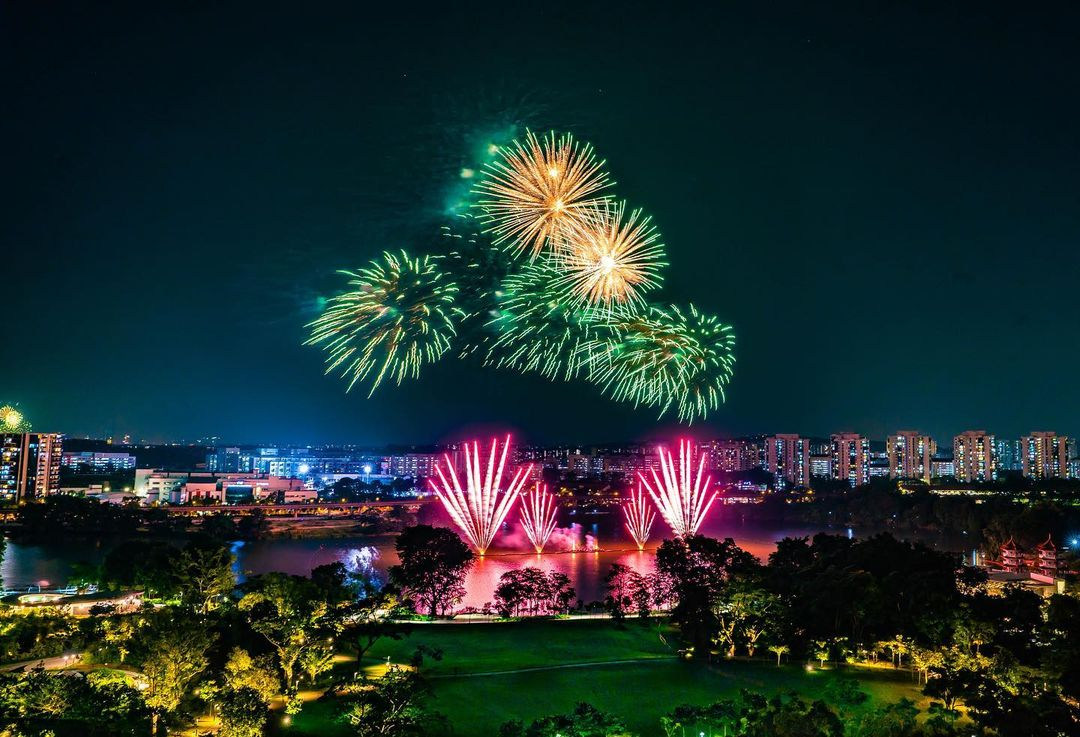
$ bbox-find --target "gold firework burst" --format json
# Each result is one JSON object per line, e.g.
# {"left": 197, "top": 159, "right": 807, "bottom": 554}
{"left": 474, "top": 130, "right": 612, "bottom": 259}
{"left": 554, "top": 200, "right": 666, "bottom": 311}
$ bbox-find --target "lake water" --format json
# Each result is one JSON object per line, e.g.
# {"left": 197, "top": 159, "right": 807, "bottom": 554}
{"left": 1, "top": 504, "right": 831, "bottom": 606}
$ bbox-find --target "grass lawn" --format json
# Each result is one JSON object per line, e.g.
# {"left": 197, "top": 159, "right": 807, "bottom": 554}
{"left": 292, "top": 619, "right": 924, "bottom": 737}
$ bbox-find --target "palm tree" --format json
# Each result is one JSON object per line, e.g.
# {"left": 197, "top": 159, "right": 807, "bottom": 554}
{"left": 768, "top": 643, "right": 789, "bottom": 666}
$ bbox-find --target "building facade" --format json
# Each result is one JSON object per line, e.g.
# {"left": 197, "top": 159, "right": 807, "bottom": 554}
{"left": 0, "top": 433, "right": 63, "bottom": 501}
{"left": 831, "top": 433, "right": 869, "bottom": 487}
{"left": 953, "top": 430, "right": 996, "bottom": 482}
{"left": 1021, "top": 431, "right": 1069, "bottom": 480}
{"left": 766, "top": 434, "right": 810, "bottom": 489}
{"left": 887, "top": 431, "right": 936, "bottom": 483}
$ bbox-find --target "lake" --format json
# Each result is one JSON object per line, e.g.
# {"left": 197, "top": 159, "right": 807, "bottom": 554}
{"left": 1, "top": 504, "right": 830, "bottom": 606}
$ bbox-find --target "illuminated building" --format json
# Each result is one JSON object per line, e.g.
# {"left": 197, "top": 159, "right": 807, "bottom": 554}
{"left": 831, "top": 433, "right": 869, "bottom": 487}
{"left": 931, "top": 454, "right": 954, "bottom": 479}
{"left": 953, "top": 430, "right": 996, "bottom": 482}
{"left": 766, "top": 434, "right": 809, "bottom": 489}
{"left": 809, "top": 455, "right": 831, "bottom": 478}
{"left": 1021, "top": 431, "right": 1069, "bottom": 480}
{"left": 61, "top": 451, "right": 136, "bottom": 473}
{"left": 700, "top": 439, "right": 759, "bottom": 472}
{"left": 0, "top": 432, "right": 63, "bottom": 501}
{"left": 887, "top": 431, "right": 936, "bottom": 482}
{"left": 994, "top": 439, "right": 1021, "bottom": 472}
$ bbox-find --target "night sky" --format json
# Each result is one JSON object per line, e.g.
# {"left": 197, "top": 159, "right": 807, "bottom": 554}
{"left": 3, "top": 2, "right": 1079, "bottom": 446}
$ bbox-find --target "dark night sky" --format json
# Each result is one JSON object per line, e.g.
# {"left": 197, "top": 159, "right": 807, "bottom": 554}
{"left": 3, "top": 2, "right": 1079, "bottom": 446}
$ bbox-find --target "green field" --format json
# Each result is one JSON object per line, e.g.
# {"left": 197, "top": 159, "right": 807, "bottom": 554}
{"left": 293, "top": 619, "right": 923, "bottom": 737}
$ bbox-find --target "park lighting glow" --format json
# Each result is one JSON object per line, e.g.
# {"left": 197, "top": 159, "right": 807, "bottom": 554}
{"left": 475, "top": 130, "right": 612, "bottom": 260}
{"left": 519, "top": 482, "right": 558, "bottom": 554}
{"left": 429, "top": 435, "right": 532, "bottom": 555}
{"left": 637, "top": 440, "right": 718, "bottom": 538}
{"left": 622, "top": 484, "right": 656, "bottom": 551}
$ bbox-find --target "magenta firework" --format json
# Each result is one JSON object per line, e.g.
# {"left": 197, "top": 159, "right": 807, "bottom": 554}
{"left": 429, "top": 435, "right": 532, "bottom": 555}
{"left": 622, "top": 484, "right": 656, "bottom": 550}
{"left": 637, "top": 439, "right": 717, "bottom": 538}
{"left": 519, "top": 482, "right": 559, "bottom": 553}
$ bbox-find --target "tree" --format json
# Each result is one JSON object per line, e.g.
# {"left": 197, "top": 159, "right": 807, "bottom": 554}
{"left": 655, "top": 535, "right": 758, "bottom": 652}
{"left": 501, "top": 702, "right": 630, "bottom": 737}
{"left": 849, "top": 698, "right": 918, "bottom": 737}
{"left": 237, "top": 573, "right": 332, "bottom": 712}
{"left": 222, "top": 647, "right": 279, "bottom": 704}
{"left": 341, "top": 592, "right": 410, "bottom": 670}
{"left": 173, "top": 540, "right": 235, "bottom": 613}
{"left": 342, "top": 666, "right": 444, "bottom": 737}
{"left": 139, "top": 618, "right": 216, "bottom": 735}
{"left": 604, "top": 564, "right": 645, "bottom": 620}
{"left": 769, "top": 643, "right": 790, "bottom": 666}
{"left": 216, "top": 686, "right": 268, "bottom": 737}
{"left": 388, "top": 525, "right": 474, "bottom": 618}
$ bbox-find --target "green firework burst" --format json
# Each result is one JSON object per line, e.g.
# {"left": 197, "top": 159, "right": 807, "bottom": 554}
{"left": 306, "top": 251, "right": 462, "bottom": 397}
{"left": 484, "top": 258, "right": 600, "bottom": 381}
{"left": 585, "top": 304, "right": 735, "bottom": 422}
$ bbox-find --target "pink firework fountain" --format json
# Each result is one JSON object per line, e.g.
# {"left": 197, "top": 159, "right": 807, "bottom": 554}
{"left": 519, "top": 482, "right": 559, "bottom": 554}
{"left": 637, "top": 439, "right": 717, "bottom": 538}
{"left": 429, "top": 435, "right": 532, "bottom": 555}
{"left": 622, "top": 483, "right": 656, "bottom": 551}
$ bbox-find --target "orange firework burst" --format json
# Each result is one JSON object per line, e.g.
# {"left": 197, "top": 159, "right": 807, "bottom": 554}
{"left": 637, "top": 440, "right": 717, "bottom": 538}
{"left": 622, "top": 483, "right": 656, "bottom": 551}
{"left": 474, "top": 130, "right": 612, "bottom": 260}
{"left": 555, "top": 200, "right": 665, "bottom": 311}
{"left": 429, "top": 436, "right": 532, "bottom": 555}
{"left": 519, "top": 482, "right": 559, "bottom": 554}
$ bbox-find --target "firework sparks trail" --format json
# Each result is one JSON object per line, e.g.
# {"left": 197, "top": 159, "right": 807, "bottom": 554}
{"left": 637, "top": 440, "right": 717, "bottom": 538}
{"left": 622, "top": 483, "right": 656, "bottom": 551}
{"left": 429, "top": 435, "right": 532, "bottom": 555}
{"left": 554, "top": 200, "right": 666, "bottom": 312}
{"left": 519, "top": 482, "right": 559, "bottom": 554}
{"left": 305, "top": 251, "right": 461, "bottom": 397}
{"left": 474, "top": 130, "right": 613, "bottom": 260}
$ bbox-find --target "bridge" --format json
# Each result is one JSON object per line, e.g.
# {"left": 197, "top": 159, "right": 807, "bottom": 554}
{"left": 163, "top": 498, "right": 433, "bottom": 517}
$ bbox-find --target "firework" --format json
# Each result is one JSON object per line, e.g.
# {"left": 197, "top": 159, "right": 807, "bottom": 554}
{"left": 668, "top": 305, "right": 736, "bottom": 422}
{"left": 305, "top": 251, "right": 461, "bottom": 397}
{"left": 622, "top": 484, "right": 656, "bottom": 551}
{"left": 474, "top": 130, "right": 612, "bottom": 259}
{"left": 519, "top": 482, "right": 559, "bottom": 554}
{"left": 484, "top": 259, "right": 598, "bottom": 381}
{"left": 638, "top": 440, "right": 717, "bottom": 538}
{"left": 0, "top": 405, "right": 30, "bottom": 433}
{"left": 429, "top": 435, "right": 532, "bottom": 555}
{"left": 585, "top": 304, "right": 735, "bottom": 423}
{"left": 554, "top": 201, "right": 666, "bottom": 311}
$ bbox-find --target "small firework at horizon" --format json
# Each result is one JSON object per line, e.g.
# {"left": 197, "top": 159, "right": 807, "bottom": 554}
{"left": 429, "top": 435, "right": 532, "bottom": 555}
{"left": 638, "top": 439, "right": 718, "bottom": 538}
{"left": 622, "top": 483, "right": 656, "bottom": 551}
{"left": 519, "top": 482, "right": 559, "bottom": 554}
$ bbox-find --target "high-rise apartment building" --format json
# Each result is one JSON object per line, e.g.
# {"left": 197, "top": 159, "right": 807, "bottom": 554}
{"left": 765, "top": 434, "right": 809, "bottom": 489}
{"left": 831, "top": 433, "right": 869, "bottom": 486}
{"left": 887, "top": 431, "right": 936, "bottom": 483}
{"left": 0, "top": 433, "right": 63, "bottom": 501}
{"left": 994, "top": 439, "right": 1021, "bottom": 473}
{"left": 953, "top": 430, "right": 996, "bottom": 482}
{"left": 1021, "top": 431, "right": 1068, "bottom": 480}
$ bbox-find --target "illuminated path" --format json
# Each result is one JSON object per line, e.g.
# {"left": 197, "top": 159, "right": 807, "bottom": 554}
{"left": 429, "top": 655, "right": 677, "bottom": 679}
